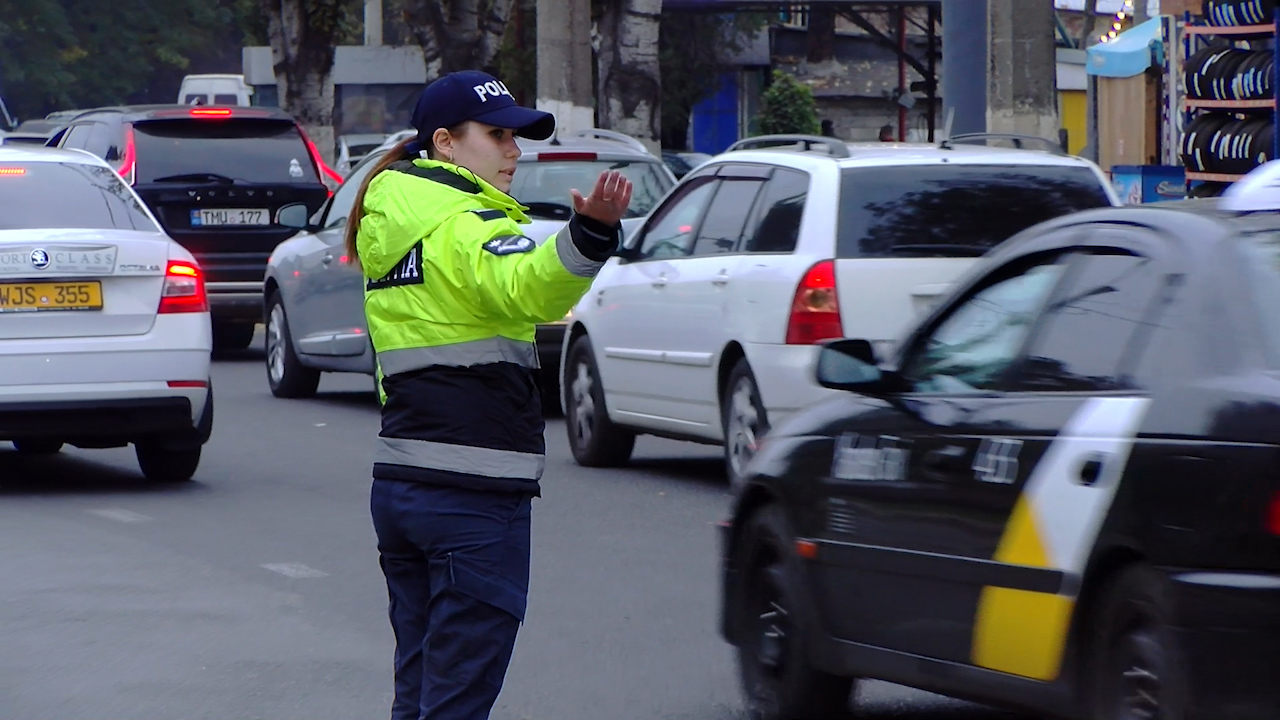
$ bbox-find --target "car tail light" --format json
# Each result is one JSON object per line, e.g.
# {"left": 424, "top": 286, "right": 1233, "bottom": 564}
{"left": 786, "top": 260, "right": 843, "bottom": 345}
{"left": 0, "top": 167, "right": 26, "bottom": 176}
{"left": 189, "top": 108, "right": 233, "bottom": 118}
{"left": 158, "top": 260, "right": 208, "bottom": 314}
{"left": 1268, "top": 491, "right": 1280, "bottom": 536}
{"left": 167, "top": 380, "right": 208, "bottom": 388}
{"left": 117, "top": 124, "right": 137, "bottom": 185}
{"left": 537, "top": 152, "right": 598, "bottom": 161}
{"left": 296, "top": 124, "right": 344, "bottom": 190}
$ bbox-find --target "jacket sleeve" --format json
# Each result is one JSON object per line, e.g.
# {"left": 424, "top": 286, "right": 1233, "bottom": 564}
{"left": 444, "top": 211, "right": 621, "bottom": 325}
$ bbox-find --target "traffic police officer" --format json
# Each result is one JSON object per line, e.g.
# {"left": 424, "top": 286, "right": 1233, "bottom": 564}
{"left": 342, "top": 71, "right": 634, "bottom": 720}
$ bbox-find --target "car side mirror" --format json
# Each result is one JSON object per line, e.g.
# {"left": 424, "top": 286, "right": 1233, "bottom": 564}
{"left": 276, "top": 203, "right": 311, "bottom": 230}
{"left": 815, "top": 339, "right": 887, "bottom": 393}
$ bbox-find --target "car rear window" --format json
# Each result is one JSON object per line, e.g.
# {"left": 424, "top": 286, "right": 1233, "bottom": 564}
{"left": 837, "top": 164, "right": 1113, "bottom": 258}
{"left": 0, "top": 162, "right": 157, "bottom": 231}
{"left": 510, "top": 159, "right": 673, "bottom": 218}
{"left": 132, "top": 118, "right": 320, "bottom": 185}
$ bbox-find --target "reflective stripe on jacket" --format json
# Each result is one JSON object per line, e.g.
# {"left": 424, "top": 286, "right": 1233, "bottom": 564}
{"left": 357, "top": 158, "right": 617, "bottom": 495}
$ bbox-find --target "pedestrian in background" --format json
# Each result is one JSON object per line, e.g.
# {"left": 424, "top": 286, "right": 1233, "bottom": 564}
{"left": 343, "top": 70, "right": 633, "bottom": 720}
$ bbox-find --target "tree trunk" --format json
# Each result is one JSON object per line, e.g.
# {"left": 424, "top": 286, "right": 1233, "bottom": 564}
{"left": 596, "top": 0, "right": 662, "bottom": 154}
{"left": 260, "top": 0, "right": 344, "bottom": 164}
{"left": 403, "top": 0, "right": 515, "bottom": 78}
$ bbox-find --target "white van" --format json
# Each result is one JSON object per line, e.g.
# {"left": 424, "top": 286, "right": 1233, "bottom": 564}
{"left": 177, "top": 74, "right": 253, "bottom": 106}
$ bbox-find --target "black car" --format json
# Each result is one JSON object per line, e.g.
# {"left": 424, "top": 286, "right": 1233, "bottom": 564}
{"left": 718, "top": 195, "right": 1280, "bottom": 719}
{"left": 47, "top": 105, "right": 334, "bottom": 349}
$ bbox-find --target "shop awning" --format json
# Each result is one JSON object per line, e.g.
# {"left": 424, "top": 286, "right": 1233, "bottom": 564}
{"left": 1087, "top": 17, "right": 1164, "bottom": 78}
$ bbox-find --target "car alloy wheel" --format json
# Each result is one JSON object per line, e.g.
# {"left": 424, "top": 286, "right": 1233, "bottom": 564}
{"left": 728, "top": 379, "right": 762, "bottom": 478}
{"left": 724, "top": 360, "right": 768, "bottom": 491}
{"left": 264, "top": 294, "right": 320, "bottom": 399}
{"left": 1089, "top": 566, "right": 1185, "bottom": 720}
{"left": 736, "top": 506, "right": 854, "bottom": 720}
{"left": 267, "top": 303, "right": 289, "bottom": 386}
{"left": 1113, "top": 626, "right": 1165, "bottom": 720}
{"left": 570, "top": 359, "right": 597, "bottom": 450}
{"left": 563, "top": 336, "right": 634, "bottom": 467}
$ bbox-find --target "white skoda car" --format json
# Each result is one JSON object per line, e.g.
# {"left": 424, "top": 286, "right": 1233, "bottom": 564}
{"left": 0, "top": 146, "right": 213, "bottom": 482}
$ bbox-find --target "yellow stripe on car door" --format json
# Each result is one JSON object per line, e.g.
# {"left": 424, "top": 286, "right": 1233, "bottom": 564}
{"left": 971, "top": 397, "right": 1151, "bottom": 681}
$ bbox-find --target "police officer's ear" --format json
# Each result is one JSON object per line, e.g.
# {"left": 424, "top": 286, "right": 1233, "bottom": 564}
{"left": 431, "top": 127, "right": 456, "bottom": 163}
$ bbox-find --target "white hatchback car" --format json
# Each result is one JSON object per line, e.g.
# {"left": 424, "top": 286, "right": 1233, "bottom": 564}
{"left": 0, "top": 146, "right": 213, "bottom": 482}
{"left": 560, "top": 134, "right": 1121, "bottom": 487}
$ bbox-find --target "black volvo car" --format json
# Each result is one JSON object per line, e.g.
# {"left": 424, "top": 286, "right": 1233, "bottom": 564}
{"left": 719, "top": 183, "right": 1280, "bottom": 720}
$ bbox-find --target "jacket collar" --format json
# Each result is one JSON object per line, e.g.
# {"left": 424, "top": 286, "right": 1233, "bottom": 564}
{"left": 393, "top": 158, "right": 530, "bottom": 223}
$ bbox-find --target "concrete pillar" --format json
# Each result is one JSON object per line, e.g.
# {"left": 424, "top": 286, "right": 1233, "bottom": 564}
{"left": 364, "top": 0, "right": 382, "bottom": 46}
{"left": 942, "top": 0, "right": 988, "bottom": 136}
{"left": 986, "top": 0, "right": 1059, "bottom": 140}
{"left": 536, "top": 0, "right": 595, "bottom": 137}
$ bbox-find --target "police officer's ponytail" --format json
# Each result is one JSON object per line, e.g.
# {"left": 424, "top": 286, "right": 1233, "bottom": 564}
{"left": 344, "top": 124, "right": 469, "bottom": 265}
{"left": 343, "top": 137, "right": 417, "bottom": 266}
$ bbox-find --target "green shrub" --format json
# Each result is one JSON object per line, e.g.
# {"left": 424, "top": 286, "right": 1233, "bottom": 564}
{"left": 756, "top": 70, "right": 820, "bottom": 136}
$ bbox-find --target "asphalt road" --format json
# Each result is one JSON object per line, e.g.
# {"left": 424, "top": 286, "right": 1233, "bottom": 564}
{"left": 0, "top": 336, "right": 1029, "bottom": 720}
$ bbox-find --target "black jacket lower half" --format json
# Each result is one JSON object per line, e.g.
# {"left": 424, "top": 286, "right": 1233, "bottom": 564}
{"left": 373, "top": 361, "right": 544, "bottom": 496}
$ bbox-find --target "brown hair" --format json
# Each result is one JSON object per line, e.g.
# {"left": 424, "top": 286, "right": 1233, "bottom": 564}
{"left": 343, "top": 123, "right": 467, "bottom": 264}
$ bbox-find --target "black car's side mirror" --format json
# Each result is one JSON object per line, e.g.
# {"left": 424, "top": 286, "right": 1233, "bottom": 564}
{"left": 815, "top": 339, "right": 890, "bottom": 393}
{"left": 276, "top": 203, "right": 311, "bottom": 230}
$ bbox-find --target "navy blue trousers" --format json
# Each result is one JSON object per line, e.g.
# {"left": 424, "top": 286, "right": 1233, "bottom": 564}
{"left": 371, "top": 480, "right": 532, "bottom": 720}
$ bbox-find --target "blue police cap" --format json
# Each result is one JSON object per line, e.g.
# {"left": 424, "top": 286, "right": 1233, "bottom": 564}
{"left": 405, "top": 71, "right": 555, "bottom": 155}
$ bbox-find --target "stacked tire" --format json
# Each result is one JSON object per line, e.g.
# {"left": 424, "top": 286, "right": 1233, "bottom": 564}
{"left": 1180, "top": 2, "right": 1277, "bottom": 192}
{"left": 1203, "top": 0, "right": 1277, "bottom": 33}
{"left": 1181, "top": 113, "right": 1275, "bottom": 173}
{"left": 1184, "top": 46, "right": 1274, "bottom": 99}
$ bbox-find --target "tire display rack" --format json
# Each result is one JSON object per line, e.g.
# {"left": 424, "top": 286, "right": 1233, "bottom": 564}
{"left": 1181, "top": 3, "right": 1280, "bottom": 185}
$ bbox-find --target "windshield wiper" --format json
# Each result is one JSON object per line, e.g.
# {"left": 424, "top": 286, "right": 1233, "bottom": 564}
{"left": 522, "top": 201, "right": 573, "bottom": 220}
{"left": 151, "top": 173, "right": 242, "bottom": 185}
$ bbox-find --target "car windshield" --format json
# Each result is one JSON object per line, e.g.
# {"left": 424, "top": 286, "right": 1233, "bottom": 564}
{"left": 837, "top": 164, "right": 1113, "bottom": 258}
{"left": 132, "top": 118, "right": 321, "bottom": 185}
{"left": 510, "top": 159, "right": 673, "bottom": 218}
{"left": 0, "top": 162, "right": 157, "bottom": 231}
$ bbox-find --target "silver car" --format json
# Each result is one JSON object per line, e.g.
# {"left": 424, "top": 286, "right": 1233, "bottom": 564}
{"left": 262, "top": 129, "right": 675, "bottom": 407}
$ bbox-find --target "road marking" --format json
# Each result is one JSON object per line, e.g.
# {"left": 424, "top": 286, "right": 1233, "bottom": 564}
{"left": 87, "top": 508, "right": 152, "bottom": 523}
{"left": 260, "top": 563, "right": 329, "bottom": 579}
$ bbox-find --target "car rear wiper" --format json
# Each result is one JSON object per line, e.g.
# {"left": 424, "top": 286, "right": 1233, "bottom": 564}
{"left": 884, "top": 244, "right": 990, "bottom": 257}
{"left": 151, "top": 173, "right": 242, "bottom": 185}
{"left": 522, "top": 201, "right": 573, "bottom": 220}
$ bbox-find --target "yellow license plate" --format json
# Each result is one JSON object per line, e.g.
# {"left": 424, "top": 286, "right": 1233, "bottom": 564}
{"left": 0, "top": 281, "right": 103, "bottom": 312}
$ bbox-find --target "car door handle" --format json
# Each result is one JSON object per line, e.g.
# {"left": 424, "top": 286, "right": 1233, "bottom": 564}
{"left": 652, "top": 273, "right": 667, "bottom": 288}
{"left": 1077, "top": 455, "right": 1105, "bottom": 486}
{"left": 712, "top": 271, "right": 730, "bottom": 286}
{"left": 924, "top": 445, "right": 968, "bottom": 472}
{"left": 322, "top": 254, "right": 334, "bottom": 265}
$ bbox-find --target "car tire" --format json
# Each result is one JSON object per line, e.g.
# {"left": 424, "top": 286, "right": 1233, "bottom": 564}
{"left": 564, "top": 335, "right": 635, "bottom": 467}
{"left": 265, "top": 294, "right": 321, "bottom": 399}
{"left": 213, "top": 321, "right": 256, "bottom": 351}
{"left": 12, "top": 439, "right": 63, "bottom": 455}
{"left": 135, "top": 443, "right": 201, "bottom": 483}
{"left": 1085, "top": 564, "right": 1187, "bottom": 720}
{"left": 723, "top": 359, "right": 769, "bottom": 493}
{"left": 736, "top": 505, "right": 855, "bottom": 720}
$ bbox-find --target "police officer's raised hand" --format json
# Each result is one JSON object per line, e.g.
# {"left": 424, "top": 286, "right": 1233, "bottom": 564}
{"left": 570, "top": 170, "right": 633, "bottom": 227}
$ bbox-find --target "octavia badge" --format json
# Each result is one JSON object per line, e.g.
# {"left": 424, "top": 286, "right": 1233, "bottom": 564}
{"left": 29, "top": 249, "right": 50, "bottom": 270}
